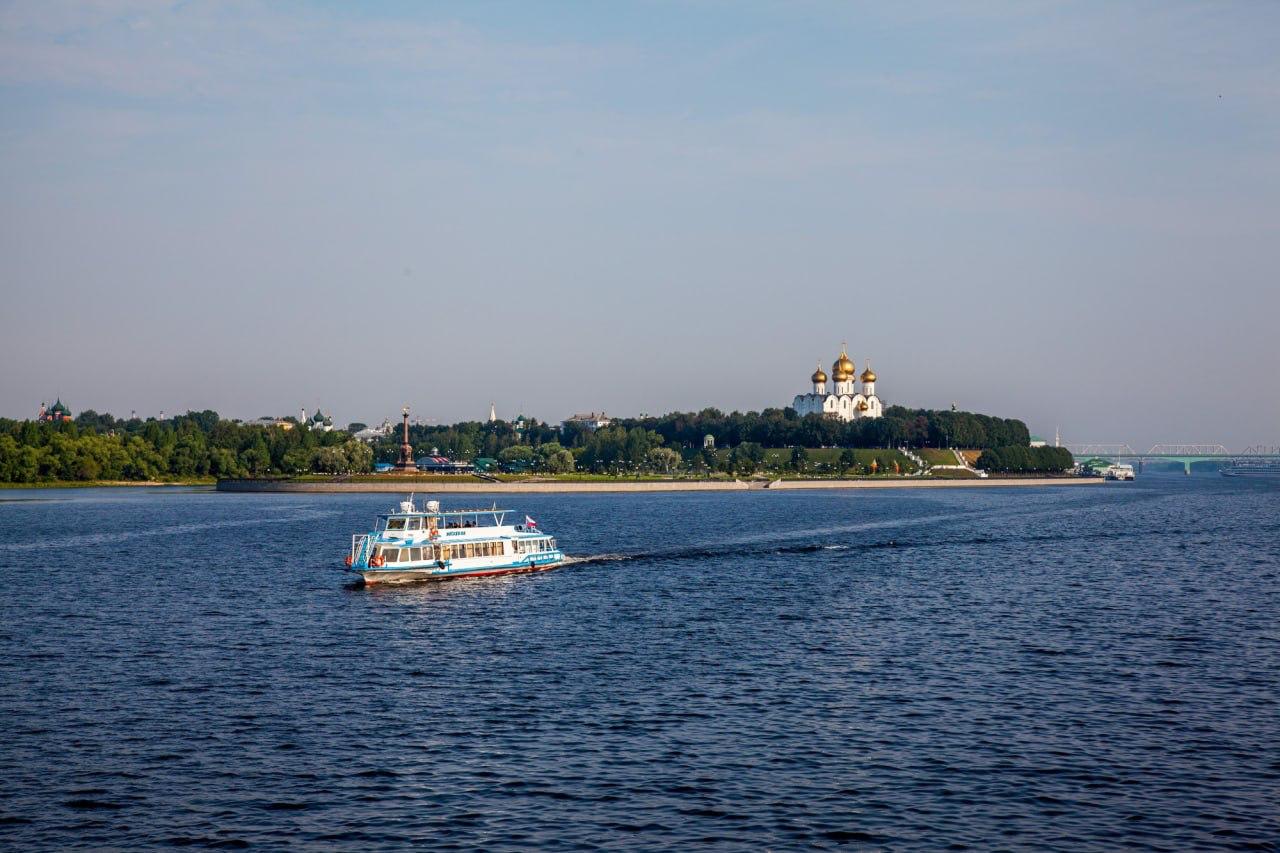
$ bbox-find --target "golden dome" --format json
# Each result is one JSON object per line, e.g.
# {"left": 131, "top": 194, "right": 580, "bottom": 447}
{"left": 810, "top": 363, "right": 828, "bottom": 384}
{"left": 858, "top": 399, "right": 870, "bottom": 411}
{"left": 832, "top": 345, "right": 855, "bottom": 380}
{"left": 860, "top": 361, "right": 876, "bottom": 383}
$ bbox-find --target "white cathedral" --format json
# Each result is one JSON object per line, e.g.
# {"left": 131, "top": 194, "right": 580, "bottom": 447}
{"left": 792, "top": 345, "right": 883, "bottom": 421}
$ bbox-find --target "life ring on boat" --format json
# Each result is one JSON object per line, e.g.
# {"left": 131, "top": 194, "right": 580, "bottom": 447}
{"left": 344, "top": 555, "right": 354, "bottom": 567}
{"left": 370, "top": 555, "right": 385, "bottom": 568}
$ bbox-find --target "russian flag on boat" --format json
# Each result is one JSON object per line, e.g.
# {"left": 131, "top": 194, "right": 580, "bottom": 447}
{"left": 525, "top": 515, "right": 538, "bottom": 528}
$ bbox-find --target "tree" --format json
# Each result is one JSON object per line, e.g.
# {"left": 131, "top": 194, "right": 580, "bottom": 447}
{"left": 544, "top": 448, "right": 576, "bottom": 473}
{"left": 791, "top": 446, "right": 810, "bottom": 472}
{"left": 241, "top": 437, "right": 271, "bottom": 476}
{"left": 498, "top": 445, "right": 537, "bottom": 463}
{"left": 313, "top": 445, "right": 347, "bottom": 473}
{"left": 645, "top": 447, "right": 681, "bottom": 474}
{"left": 535, "top": 442, "right": 576, "bottom": 474}
{"left": 343, "top": 440, "right": 373, "bottom": 473}
{"left": 730, "top": 442, "right": 765, "bottom": 474}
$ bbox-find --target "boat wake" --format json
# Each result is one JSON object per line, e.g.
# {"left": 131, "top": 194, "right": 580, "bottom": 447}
{"left": 562, "top": 554, "right": 631, "bottom": 566}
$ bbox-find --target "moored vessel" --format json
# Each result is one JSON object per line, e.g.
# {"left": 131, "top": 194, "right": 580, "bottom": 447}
{"left": 1220, "top": 459, "right": 1280, "bottom": 478}
{"left": 344, "top": 496, "right": 565, "bottom": 584}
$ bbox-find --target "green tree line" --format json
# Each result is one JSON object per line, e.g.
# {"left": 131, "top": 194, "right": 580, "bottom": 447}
{"left": 0, "top": 411, "right": 371, "bottom": 483}
{"left": 975, "top": 446, "right": 1074, "bottom": 474}
{"left": 1, "top": 404, "right": 1038, "bottom": 482}
{"left": 568, "top": 406, "right": 1030, "bottom": 452}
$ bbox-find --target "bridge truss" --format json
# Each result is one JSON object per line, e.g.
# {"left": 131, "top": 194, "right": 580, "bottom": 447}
{"left": 1061, "top": 443, "right": 1236, "bottom": 459}
{"left": 1145, "top": 444, "right": 1230, "bottom": 456}
{"left": 1061, "top": 444, "right": 1135, "bottom": 458}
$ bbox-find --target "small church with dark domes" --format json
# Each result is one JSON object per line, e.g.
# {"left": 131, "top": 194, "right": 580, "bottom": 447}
{"left": 38, "top": 399, "right": 73, "bottom": 423}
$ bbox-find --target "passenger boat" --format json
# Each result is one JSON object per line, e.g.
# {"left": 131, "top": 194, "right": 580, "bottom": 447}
{"left": 344, "top": 496, "right": 565, "bottom": 584}
{"left": 1104, "top": 463, "right": 1136, "bottom": 481}
{"left": 1221, "top": 459, "right": 1280, "bottom": 478}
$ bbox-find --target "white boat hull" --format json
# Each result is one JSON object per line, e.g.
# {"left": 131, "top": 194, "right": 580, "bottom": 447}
{"left": 359, "top": 560, "right": 564, "bottom": 585}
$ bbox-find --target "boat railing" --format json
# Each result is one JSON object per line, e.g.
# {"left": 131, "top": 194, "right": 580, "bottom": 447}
{"left": 351, "top": 534, "right": 372, "bottom": 566}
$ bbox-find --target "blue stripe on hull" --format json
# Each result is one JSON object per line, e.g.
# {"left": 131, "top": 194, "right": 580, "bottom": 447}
{"left": 353, "top": 554, "right": 565, "bottom": 584}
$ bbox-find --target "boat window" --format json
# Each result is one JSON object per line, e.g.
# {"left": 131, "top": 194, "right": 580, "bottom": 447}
{"left": 549, "top": 538, "right": 557, "bottom": 550}
{"left": 406, "top": 517, "right": 423, "bottom": 530}
{"left": 381, "top": 548, "right": 401, "bottom": 564}
{"left": 386, "top": 517, "right": 406, "bottom": 530}
{"left": 410, "top": 547, "right": 422, "bottom": 562}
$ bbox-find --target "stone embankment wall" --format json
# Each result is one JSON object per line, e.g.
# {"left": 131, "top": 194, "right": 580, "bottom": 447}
{"left": 217, "top": 478, "right": 1100, "bottom": 494}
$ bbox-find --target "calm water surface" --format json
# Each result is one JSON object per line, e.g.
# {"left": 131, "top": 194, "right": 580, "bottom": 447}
{"left": 1, "top": 477, "right": 1277, "bottom": 850}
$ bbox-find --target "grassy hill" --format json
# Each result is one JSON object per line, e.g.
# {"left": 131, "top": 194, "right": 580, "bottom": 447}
{"left": 916, "top": 448, "right": 959, "bottom": 466}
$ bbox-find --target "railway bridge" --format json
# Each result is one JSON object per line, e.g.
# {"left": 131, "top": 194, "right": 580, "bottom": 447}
{"left": 1060, "top": 444, "right": 1280, "bottom": 475}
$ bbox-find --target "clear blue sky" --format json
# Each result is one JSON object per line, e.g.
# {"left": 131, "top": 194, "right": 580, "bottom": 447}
{"left": 2, "top": 1, "right": 1277, "bottom": 448}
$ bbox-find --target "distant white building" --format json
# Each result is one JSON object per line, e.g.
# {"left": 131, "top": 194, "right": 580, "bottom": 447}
{"left": 353, "top": 419, "right": 394, "bottom": 442}
{"left": 563, "top": 411, "right": 613, "bottom": 431}
{"left": 792, "top": 345, "right": 884, "bottom": 422}
{"left": 247, "top": 416, "right": 294, "bottom": 430}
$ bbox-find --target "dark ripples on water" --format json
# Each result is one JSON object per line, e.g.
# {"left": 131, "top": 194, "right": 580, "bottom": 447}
{"left": 1, "top": 478, "right": 1277, "bottom": 850}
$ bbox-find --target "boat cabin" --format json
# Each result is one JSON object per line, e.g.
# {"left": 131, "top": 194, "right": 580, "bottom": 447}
{"left": 375, "top": 507, "right": 522, "bottom": 532}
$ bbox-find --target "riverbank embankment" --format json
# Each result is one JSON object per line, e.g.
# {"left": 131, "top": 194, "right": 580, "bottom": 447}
{"left": 216, "top": 477, "right": 1102, "bottom": 494}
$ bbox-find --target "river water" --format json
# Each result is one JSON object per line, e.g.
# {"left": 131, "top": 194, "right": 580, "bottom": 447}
{"left": 1, "top": 477, "right": 1277, "bottom": 850}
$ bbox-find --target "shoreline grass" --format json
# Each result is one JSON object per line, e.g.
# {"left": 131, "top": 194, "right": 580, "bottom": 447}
{"left": 0, "top": 479, "right": 215, "bottom": 489}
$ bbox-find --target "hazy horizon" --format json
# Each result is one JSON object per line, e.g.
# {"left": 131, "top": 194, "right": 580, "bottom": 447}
{"left": 3, "top": 2, "right": 1277, "bottom": 449}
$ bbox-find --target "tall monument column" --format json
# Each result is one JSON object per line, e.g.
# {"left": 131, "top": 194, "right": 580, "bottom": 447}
{"left": 395, "top": 406, "right": 418, "bottom": 472}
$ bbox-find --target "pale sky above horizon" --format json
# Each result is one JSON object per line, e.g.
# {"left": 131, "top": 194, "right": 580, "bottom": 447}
{"left": 2, "top": 1, "right": 1277, "bottom": 449}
